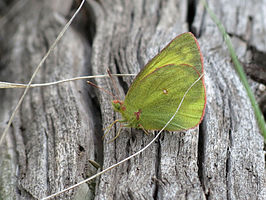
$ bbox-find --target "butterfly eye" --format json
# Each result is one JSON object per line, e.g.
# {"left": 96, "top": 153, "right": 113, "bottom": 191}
{"left": 162, "top": 88, "right": 168, "bottom": 94}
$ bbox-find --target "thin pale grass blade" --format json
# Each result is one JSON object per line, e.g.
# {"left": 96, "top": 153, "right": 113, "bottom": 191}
{"left": 0, "top": 74, "right": 136, "bottom": 88}
{"left": 41, "top": 73, "right": 204, "bottom": 200}
{"left": 0, "top": 0, "right": 86, "bottom": 146}
{"left": 201, "top": 0, "right": 266, "bottom": 140}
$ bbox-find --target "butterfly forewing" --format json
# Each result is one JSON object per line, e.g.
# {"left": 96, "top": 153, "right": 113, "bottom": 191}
{"left": 127, "top": 32, "right": 203, "bottom": 95}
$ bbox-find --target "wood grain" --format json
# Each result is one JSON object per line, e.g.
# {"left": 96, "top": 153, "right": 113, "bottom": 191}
{"left": 0, "top": 0, "right": 264, "bottom": 199}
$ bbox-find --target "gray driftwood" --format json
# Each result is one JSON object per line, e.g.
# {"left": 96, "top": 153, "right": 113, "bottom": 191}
{"left": 0, "top": 0, "right": 265, "bottom": 199}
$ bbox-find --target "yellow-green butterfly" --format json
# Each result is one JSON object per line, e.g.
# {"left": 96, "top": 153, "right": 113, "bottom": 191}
{"left": 109, "top": 32, "right": 206, "bottom": 138}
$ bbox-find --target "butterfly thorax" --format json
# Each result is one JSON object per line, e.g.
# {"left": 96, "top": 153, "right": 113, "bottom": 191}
{"left": 112, "top": 100, "right": 141, "bottom": 128}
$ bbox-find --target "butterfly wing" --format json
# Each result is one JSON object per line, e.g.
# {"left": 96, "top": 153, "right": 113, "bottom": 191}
{"left": 127, "top": 32, "right": 203, "bottom": 95}
{"left": 123, "top": 64, "right": 206, "bottom": 131}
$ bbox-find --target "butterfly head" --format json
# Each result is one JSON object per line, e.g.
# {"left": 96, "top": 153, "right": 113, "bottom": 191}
{"left": 112, "top": 100, "right": 126, "bottom": 113}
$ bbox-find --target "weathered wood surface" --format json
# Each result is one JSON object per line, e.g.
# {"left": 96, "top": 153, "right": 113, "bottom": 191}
{"left": 0, "top": 0, "right": 265, "bottom": 199}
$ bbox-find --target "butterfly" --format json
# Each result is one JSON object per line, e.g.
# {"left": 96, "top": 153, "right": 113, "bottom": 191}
{"left": 105, "top": 32, "right": 206, "bottom": 139}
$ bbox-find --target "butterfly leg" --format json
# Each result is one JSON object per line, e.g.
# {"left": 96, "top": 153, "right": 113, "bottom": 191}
{"left": 108, "top": 125, "right": 123, "bottom": 143}
{"left": 102, "top": 119, "right": 122, "bottom": 140}
{"left": 138, "top": 124, "right": 150, "bottom": 135}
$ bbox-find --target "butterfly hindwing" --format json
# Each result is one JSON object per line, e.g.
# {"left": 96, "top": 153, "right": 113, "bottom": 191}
{"left": 123, "top": 64, "right": 205, "bottom": 131}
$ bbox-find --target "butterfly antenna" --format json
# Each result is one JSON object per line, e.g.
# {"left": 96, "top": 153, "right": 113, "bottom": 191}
{"left": 87, "top": 81, "right": 116, "bottom": 98}
{"left": 107, "top": 69, "right": 121, "bottom": 100}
